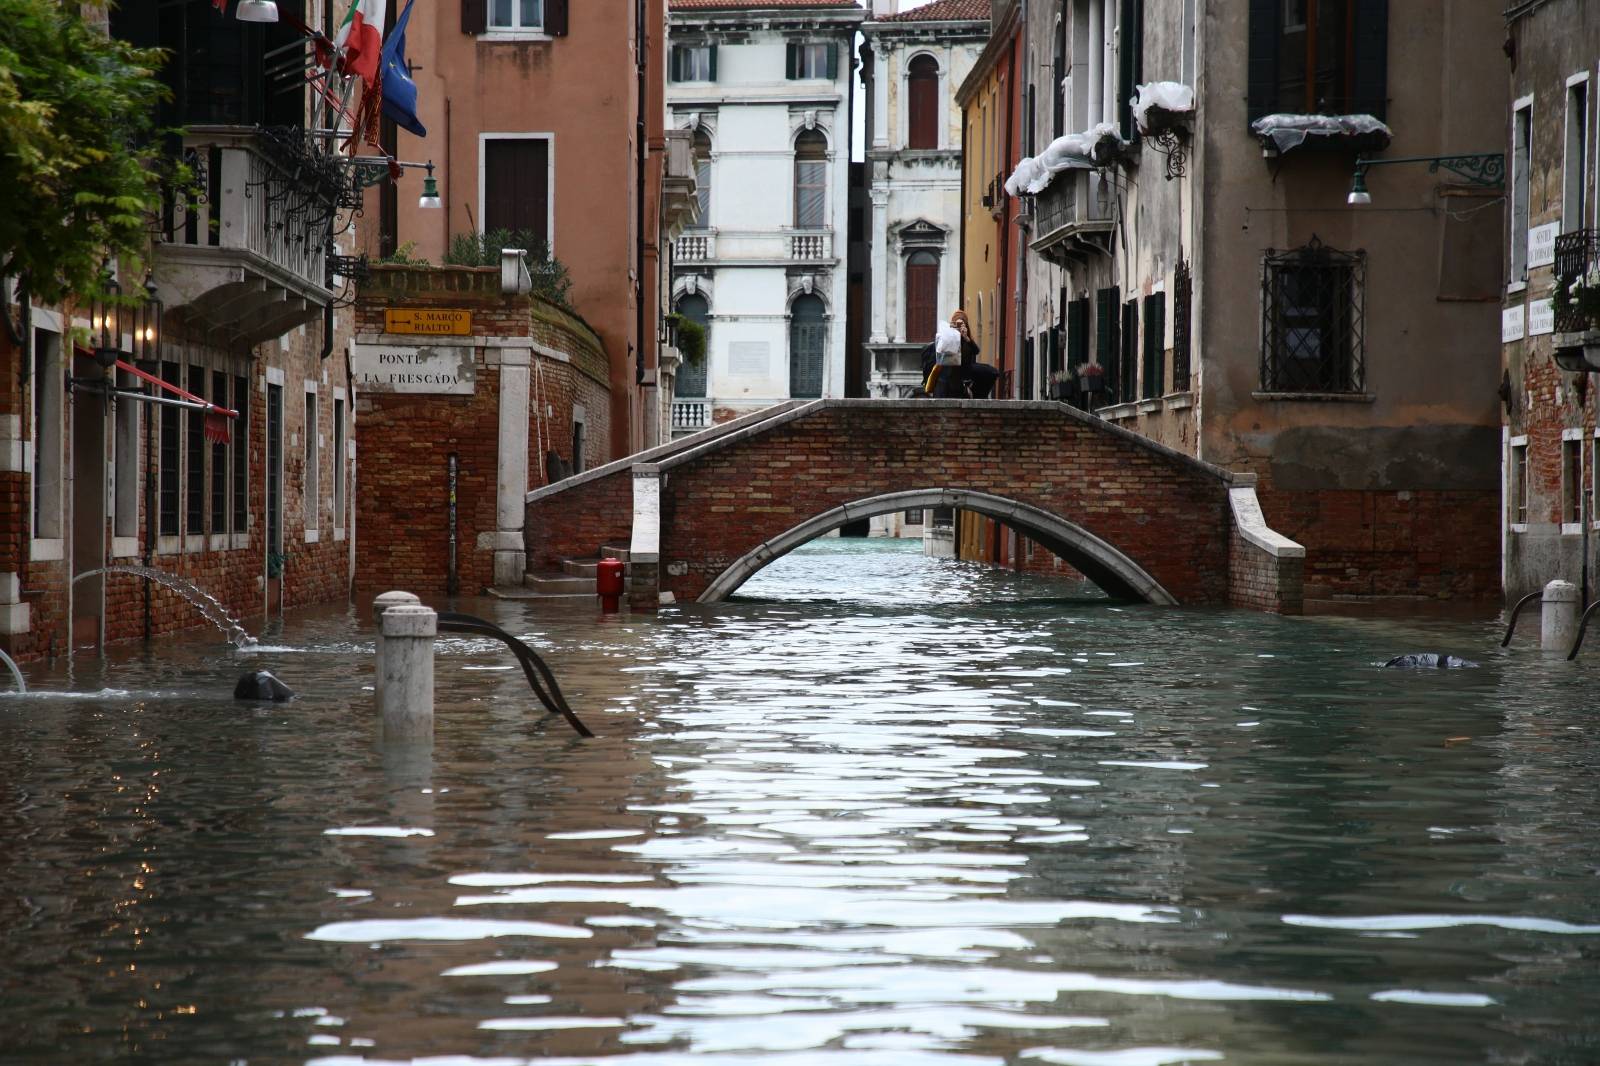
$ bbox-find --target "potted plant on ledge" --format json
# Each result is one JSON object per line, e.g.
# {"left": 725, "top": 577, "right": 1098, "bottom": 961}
{"left": 1078, "top": 361, "right": 1105, "bottom": 401}
{"left": 1047, "top": 370, "right": 1076, "bottom": 402}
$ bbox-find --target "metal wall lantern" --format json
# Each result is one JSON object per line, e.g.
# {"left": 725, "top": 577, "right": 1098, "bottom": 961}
{"left": 89, "top": 272, "right": 125, "bottom": 371}
{"left": 1348, "top": 153, "right": 1506, "bottom": 205}
{"left": 134, "top": 277, "right": 163, "bottom": 366}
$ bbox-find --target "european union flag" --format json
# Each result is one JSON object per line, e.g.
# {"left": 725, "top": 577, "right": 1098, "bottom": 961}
{"left": 380, "top": 0, "right": 426, "bottom": 137}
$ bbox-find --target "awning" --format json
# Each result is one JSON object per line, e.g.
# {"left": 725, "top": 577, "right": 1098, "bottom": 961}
{"left": 75, "top": 348, "right": 240, "bottom": 444}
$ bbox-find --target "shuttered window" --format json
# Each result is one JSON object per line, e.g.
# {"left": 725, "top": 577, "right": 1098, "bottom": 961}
{"left": 691, "top": 130, "right": 712, "bottom": 229}
{"left": 907, "top": 55, "right": 939, "bottom": 150}
{"left": 675, "top": 294, "right": 709, "bottom": 398}
{"left": 787, "top": 42, "right": 837, "bottom": 80}
{"left": 1096, "top": 286, "right": 1121, "bottom": 404}
{"left": 794, "top": 130, "right": 827, "bottom": 228}
{"left": 1141, "top": 293, "right": 1165, "bottom": 400}
{"left": 1066, "top": 298, "right": 1089, "bottom": 371}
{"left": 1120, "top": 301, "right": 1138, "bottom": 407}
{"left": 789, "top": 295, "right": 826, "bottom": 398}
{"left": 483, "top": 138, "right": 550, "bottom": 245}
{"left": 1117, "top": 0, "right": 1143, "bottom": 140}
{"left": 904, "top": 251, "right": 938, "bottom": 342}
{"left": 489, "top": 0, "right": 542, "bottom": 31}
{"left": 1248, "top": 0, "right": 1388, "bottom": 121}
{"left": 671, "top": 45, "right": 715, "bottom": 82}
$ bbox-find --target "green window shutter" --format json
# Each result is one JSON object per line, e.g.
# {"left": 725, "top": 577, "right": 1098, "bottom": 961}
{"left": 461, "top": 0, "right": 487, "bottom": 35}
{"left": 1350, "top": 0, "right": 1389, "bottom": 119}
{"left": 709, "top": 44, "right": 718, "bottom": 82}
{"left": 1121, "top": 300, "right": 1138, "bottom": 404}
{"left": 786, "top": 42, "right": 798, "bottom": 80}
{"left": 826, "top": 43, "right": 839, "bottom": 80}
{"left": 1067, "top": 299, "right": 1088, "bottom": 369}
{"left": 1117, "top": 0, "right": 1142, "bottom": 141}
{"left": 1246, "top": 0, "right": 1279, "bottom": 122}
{"left": 1142, "top": 293, "right": 1165, "bottom": 400}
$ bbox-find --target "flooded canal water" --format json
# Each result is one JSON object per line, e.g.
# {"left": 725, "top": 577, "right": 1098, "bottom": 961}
{"left": 1, "top": 538, "right": 1597, "bottom": 1065}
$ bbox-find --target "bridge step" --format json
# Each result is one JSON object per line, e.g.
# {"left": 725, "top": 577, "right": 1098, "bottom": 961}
{"left": 524, "top": 571, "right": 597, "bottom": 596}
{"left": 600, "top": 544, "right": 630, "bottom": 563}
{"left": 561, "top": 557, "right": 600, "bottom": 577}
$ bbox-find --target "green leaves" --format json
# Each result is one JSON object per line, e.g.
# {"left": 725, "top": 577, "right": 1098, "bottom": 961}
{"left": 0, "top": 0, "right": 168, "bottom": 303}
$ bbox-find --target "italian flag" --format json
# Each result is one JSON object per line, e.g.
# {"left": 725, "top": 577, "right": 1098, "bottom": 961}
{"left": 335, "top": 0, "right": 386, "bottom": 87}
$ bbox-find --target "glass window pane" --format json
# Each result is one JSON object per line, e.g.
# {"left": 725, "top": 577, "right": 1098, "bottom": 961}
{"left": 491, "top": 0, "right": 512, "bottom": 27}
{"left": 520, "top": 0, "right": 542, "bottom": 27}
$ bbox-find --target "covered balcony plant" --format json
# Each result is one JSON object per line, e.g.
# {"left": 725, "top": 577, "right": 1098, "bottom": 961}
{"left": 1047, "top": 369, "right": 1078, "bottom": 403}
{"left": 1553, "top": 265, "right": 1600, "bottom": 333}
{"left": 1077, "top": 361, "right": 1105, "bottom": 398}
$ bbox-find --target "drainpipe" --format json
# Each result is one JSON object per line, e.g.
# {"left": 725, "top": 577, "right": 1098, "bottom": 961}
{"left": 1014, "top": 0, "right": 1029, "bottom": 403}
{"left": 635, "top": 0, "right": 648, "bottom": 405}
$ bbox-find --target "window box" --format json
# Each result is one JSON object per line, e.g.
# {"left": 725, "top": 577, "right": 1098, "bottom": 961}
{"left": 1250, "top": 113, "right": 1392, "bottom": 157}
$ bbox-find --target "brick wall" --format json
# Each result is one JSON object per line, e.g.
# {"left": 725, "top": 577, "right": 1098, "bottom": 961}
{"left": 1228, "top": 526, "right": 1305, "bottom": 614}
{"left": 353, "top": 265, "right": 612, "bottom": 595}
{"left": 0, "top": 301, "right": 355, "bottom": 662}
{"left": 528, "top": 402, "right": 1253, "bottom": 607}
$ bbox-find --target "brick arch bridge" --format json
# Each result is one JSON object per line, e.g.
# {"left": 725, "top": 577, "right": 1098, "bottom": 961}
{"left": 524, "top": 400, "right": 1306, "bottom": 612}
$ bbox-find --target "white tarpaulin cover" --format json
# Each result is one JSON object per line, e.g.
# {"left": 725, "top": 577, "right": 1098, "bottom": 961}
{"left": 934, "top": 322, "right": 961, "bottom": 365}
{"left": 1249, "top": 113, "right": 1392, "bottom": 153}
{"left": 1004, "top": 123, "right": 1119, "bottom": 197}
{"left": 1132, "top": 81, "right": 1195, "bottom": 132}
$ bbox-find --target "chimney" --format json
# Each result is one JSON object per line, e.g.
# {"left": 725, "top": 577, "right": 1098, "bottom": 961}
{"left": 871, "top": 0, "right": 898, "bottom": 18}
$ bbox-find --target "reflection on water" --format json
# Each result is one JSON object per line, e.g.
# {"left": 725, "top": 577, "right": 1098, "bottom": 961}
{"left": 0, "top": 539, "right": 1597, "bottom": 1064}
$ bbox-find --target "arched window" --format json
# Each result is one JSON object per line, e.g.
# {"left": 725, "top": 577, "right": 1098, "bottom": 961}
{"left": 794, "top": 130, "right": 827, "bottom": 228}
{"left": 905, "top": 251, "right": 938, "bottom": 342}
{"left": 908, "top": 55, "right": 939, "bottom": 150}
{"left": 691, "top": 130, "right": 712, "bottom": 229}
{"left": 789, "top": 295, "right": 826, "bottom": 398}
{"left": 674, "top": 293, "right": 709, "bottom": 397}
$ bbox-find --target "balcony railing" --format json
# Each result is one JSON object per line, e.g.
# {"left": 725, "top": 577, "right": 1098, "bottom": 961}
{"left": 790, "top": 232, "right": 830, "bottom": 260}
{"left": 675, "top": 234, "right": 714, "bottom": 261}
{"left": 157, "top": 126, "right": 338, "bottom": 345}
{"left": 1555, "top": 229, "right": 1599, "bottom": 334}
{"left": 672, "top": 399, "right": 710, "bottom": 432}
{"left": 1033, "top": 169, "right": 1114, "bottom": 251}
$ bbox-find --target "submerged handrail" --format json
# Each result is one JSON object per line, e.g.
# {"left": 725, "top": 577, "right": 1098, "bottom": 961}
{"left": 0, "top": 645, "right": 24, "bottom": 694}
{"left": 1500, "top": 589, "right": 1544, "bottom": 647}
{"left": 436, "top": 612, "right": 593, "bottom": 737}
{"left": 1566, "top": 600, "right": 1600, "bottom": 661}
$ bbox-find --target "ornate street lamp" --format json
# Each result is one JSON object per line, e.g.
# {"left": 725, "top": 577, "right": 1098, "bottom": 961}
{"left": 134, "top": 277, "right": 162, "bottom": 365}
{"left": 418, "top": 162, "right": 442, "bottom": 210}
{"left": 1347, "top": 153, "right": 1506, "bottom": 206}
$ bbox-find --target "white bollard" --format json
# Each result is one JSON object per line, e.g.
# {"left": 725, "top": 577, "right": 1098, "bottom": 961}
{"left": 372, "top": 591, "right": 421, "bottom": 704}
{"left": 1541, "top": 579, "right": 1580, "bottom": 652}
{"left": 379, "top": 604, "right": 437, "bottom": 741}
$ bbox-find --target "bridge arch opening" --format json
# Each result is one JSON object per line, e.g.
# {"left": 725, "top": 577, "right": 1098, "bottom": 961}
{"left": 698, "top": 489, "right": 1179, "bottom": 605}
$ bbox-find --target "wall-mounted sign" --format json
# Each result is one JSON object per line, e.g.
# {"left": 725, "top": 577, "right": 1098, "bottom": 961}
{"left": 1502, "top": 304, "right": 1525, "bottom": 343}
{"left": 384, "top": 308, "right": 473, "bottom": 335}
{"left": 351, "top": 343, "right": 476, "bottom": 395}
{"left": 1528, "top": 297, "right": 1555, "bottom": 337}
{"left": 1528, "top": 222, "right": 1559, "bottom": 269}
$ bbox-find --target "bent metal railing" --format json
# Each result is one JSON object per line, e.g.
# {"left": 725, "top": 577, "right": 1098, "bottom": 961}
{"left": 437, "top": 612, "right": 593, "bottom": 737}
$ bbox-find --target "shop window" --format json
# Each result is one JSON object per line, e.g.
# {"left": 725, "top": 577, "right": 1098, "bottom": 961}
{"left": 1562, "top": 433, "right": 1584, "bottom": 530}
{"left": 31, "top": 328, "right": 62, "bottom": 540}
{"left": 333, "top": 396, "right": 346, "bottom": 532}
{"left": 159, "top": 361, "right": 180, "bottom": 537}
{"left": 304, "top": 390, "right": 319, "bottom": 534}
{"left": 114, "top": 368, "right": 140, "bottom": 540}
{"left": 1508, "top": 438, "right": 1528, "bottom": 529}
{"left": 1260, "top": 238, "right": 1365, "bottom": 393}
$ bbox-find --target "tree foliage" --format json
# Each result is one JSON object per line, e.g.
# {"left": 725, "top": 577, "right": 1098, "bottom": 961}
{"left": 444, "top": 229, "right": 573, "bottom": 309}
{"left": 0, "top": 0, "right": 168, "bottom": 303}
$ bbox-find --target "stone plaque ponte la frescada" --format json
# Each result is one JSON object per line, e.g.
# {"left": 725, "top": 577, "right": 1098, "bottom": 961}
{"left": 350, "top": 343, "right": 477, "bottom": 396}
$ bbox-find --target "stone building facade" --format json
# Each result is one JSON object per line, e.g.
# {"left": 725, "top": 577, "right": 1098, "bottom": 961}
{"left": 962, "top": 0, "right": 1507, "bottom": 603}
{"left": 666, "top": 0, "right": 865, "bottom": 432}
{"left": 1501, "top": 0, "right": 1600, "bottom": 606}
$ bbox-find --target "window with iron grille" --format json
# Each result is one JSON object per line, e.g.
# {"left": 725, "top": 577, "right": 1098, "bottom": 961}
{"left": 1260, "top": 238, "right": 1365, "bottom": 393}
{"left": 1172, "top": 261, "right": 1192, "bottom": 392}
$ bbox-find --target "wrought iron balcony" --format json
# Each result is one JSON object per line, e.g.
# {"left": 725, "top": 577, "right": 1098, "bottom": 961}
{"left": 1554, "top": 229, "right": 1599, "bottom": 335}
{"left": 155, "top": 126, "right": 339, "bottom": 347}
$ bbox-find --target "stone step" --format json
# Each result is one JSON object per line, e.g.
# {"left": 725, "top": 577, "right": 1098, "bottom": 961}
{"left": 562, "top": 557, "right": 600, "bottom": 577}
{"left": 600, "top": 545, "right": 631, "bottom": 563}
{"left": 524, "top": 571, "right": 596, "bottom": 596}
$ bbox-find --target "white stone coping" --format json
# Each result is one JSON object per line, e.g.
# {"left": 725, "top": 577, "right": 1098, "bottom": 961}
{"left": 1228, "top": 485, "right": 1306, "bottom": 560}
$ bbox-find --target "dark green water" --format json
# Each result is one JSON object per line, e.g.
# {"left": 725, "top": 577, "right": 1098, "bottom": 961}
{"left": 0, "top": 538, "right": 1596, "bottom": 1065}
